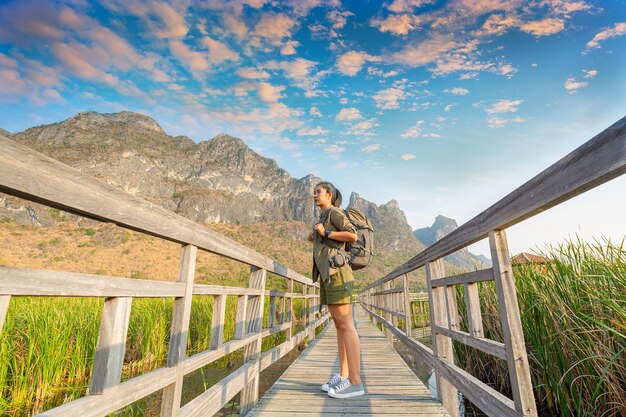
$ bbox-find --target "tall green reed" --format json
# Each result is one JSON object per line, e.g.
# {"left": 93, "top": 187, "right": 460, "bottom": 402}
{"left": 0, "top": 291, "right": 308, "bottom": 416}
{"left": 454, "top": 237, "right": 625, "bottom": 417}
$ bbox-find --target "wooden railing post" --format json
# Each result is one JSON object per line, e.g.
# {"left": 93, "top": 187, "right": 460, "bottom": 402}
{"left": 89, "top": 296, "right": 132, "bottom": 395}
{"left": 403, "top": 274, "right": 412, "bottom": 337}
{"left": 464, "top": 282, "right": 484, "bottom": 338}
{"left": 490, "top": 230, "right": 538, "bottom": 417}
{"left": 301, "top": 284, "right": 307, "bottom": 328}
{"left": 240, "top": 266, "right": 266, "bottom": 416}
{"left": 0, "top": 295, "right": 9, "bottom": 334}
{"left": 161, "top": 244, "right": 197, "bottom": 417}
{"left": 210, "top": 294, "right": 227, "bottom": 349}
{"left": 287, "top": 279, "right": 293, "bottom": 339}
{"left": 279, "top": 294, "right": 286, "bottom": 325}
{"left": 234, "top": 295, "right": 248, "bottom": 340}
{"left": 426, "top": 259, "right": 460, "bottom": 417}
{"left": 268, "top": 296, "right": 276, "bottom": 328}
{"left": 308, "top": 286, "right": 316, "bottom": 340}
{"left": 384, "top": 281, "right": 394, "bottom": 345}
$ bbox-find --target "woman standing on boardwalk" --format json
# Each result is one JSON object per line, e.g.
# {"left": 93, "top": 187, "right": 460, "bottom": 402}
{"left": 308, "top": 181, "right": 364, "bottom": 398}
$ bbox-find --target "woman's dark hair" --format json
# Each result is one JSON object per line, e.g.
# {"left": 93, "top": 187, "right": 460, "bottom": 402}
{"left": 315, "top": 181, "right": 342, "bottom": 207}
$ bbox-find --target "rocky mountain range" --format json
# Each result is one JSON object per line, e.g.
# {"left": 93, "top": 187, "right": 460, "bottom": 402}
{"left": 1, "top": 111, "right": 487, "bottom": 270}
{"left": 413, "top": 215, "right": 491, "bottom": 269}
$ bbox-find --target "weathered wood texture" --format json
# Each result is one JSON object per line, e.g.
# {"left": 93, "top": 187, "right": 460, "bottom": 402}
{"left": 490, "top": 230, "right": 537, "bottom": 416}
{"left": 426, "top": 260, "right": 459, "bottom": 417}
{"left": 365, "top": 116, "right": 626, "bottom": 289}
{"left": 249, "top": 305, "right": 451, "bottom": 417}
{"left": 0, "top": 134, "right": 311, "bottom": 285}
{"left": 359, "top": 117, "right": 625, "bottom": 417}
{"left": 361, "top": 304, "right": 520, "bottom": 417}
{"left": 0, "top": 134, "right": 335, "bottom": 416}
{"left": 161, "top": 244, "right": 197, "bottom": 417}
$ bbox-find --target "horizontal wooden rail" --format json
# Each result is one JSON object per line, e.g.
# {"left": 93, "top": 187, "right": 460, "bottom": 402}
{"left": 433, "top": 325, "right": 507, "bottom": 360}
{"left": 364, "top": 116, "right": 626, "bottom": 290}
{"left": 361, "top": 117, "right": 626, "bottom": 417}
{"left": 430, "top": 268, "right": 494, "bottom": 288}
{"left": 0, "top": 134, "right": 332, "bottom": 416}
{"left": 362, "top": 303, "right": 518, "bottom": 417}
{"left": 371, "top": 288, "right": 405, "bottom": 296}
{"left": 0, "top": 135, "right": 310, "bottom": 285}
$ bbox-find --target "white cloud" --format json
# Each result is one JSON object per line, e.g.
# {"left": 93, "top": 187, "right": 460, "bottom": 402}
{"left": 361, "top": 144, "right": 381, "bottom": 152}
{"left": 280, "top": 40, "right": 299, "bottom": 55}
{"left": 266, "top": 58, "right": 323, "bottom": 92}
{"left": 237, "top": 66, "right": 270, "bottom": 79}
{"left": 336, "top": 51, "right": 381, "bottom": 76}
{"left": 336, "top": 107, "right": 362, "bottom": 121}
{"left": 340, "top": 97, "right": 348, "bottom": 105}
{"left": 498, "top": 63, "right": 517, "bottom": 78}
{"left": 327, "top": 10, "right": 353, "bottom": 29}
{"left": 388, "top": 0, "right": 434, "bottom": 13}
{"left": 391, "top": 33, "right": 458, "bottom": 67}
{"left": 444, "top": 103, "right": 457, "bottom": 112}
{"left": 258, "top": 82, "right": 284, "bottom": 102}
{"left": 484, "top": 99, "right": 523, "bottom": 114}
{"left": 326, "top": 144, "right": 345, "bottom": 153}
{"left": 487, "top": 116, "right": 525, "bottom": 128}
{"left": 201, "top": 36, "right": 240, "bottom": 64}
{"left": 400, "top": 153, "right": 416, "bottom": 160}
{"left": 310, "top": 107, "right": 322, "bottom": 117}
{"left": 373, "top": 87, "right": 406, "bottom": 109}
{"left": 253, "top": 12, "right": 297, "bottom": 44}
{"left": 347, "top": 118, "right": 379, "bottom": 136}
{"left": 520, "top": 18, "right": 565, "bottom": 36}
{"left": 368, "top": 67, "right": 399, "bottom": 78}
{"left": 583, "top": 69, "right": 598, "bottom": 78}
{"left": 220, "top": 13, "right": 248, "bottom": 40}
{"left": 564, "top": 77, "right": 588, "bottom": 93}
{"left": 169, "top": 40, "right": 210, "bottom": 73}
{"left": 586, "top": 22, "right": 626, "bottom": 50}
{"left": 297, "top": 126, "right": 328, "bottom": 136}
{"left": 370, "top": 14, "right": 422, "bottom": 35}
{"left": 445, "top": 87, "right": 469, "bottom": 95}
{"left": 401, "top": 120, "right": 424, "bottom": 138}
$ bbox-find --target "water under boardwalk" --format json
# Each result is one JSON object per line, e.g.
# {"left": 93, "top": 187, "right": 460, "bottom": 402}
{"left": 249, "top": 305, "right": 450, "bottom": 417}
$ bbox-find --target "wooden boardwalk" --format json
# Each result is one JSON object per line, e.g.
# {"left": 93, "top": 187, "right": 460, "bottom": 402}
{"left": 249, "top": 305, "right": 451, "bottom": 417}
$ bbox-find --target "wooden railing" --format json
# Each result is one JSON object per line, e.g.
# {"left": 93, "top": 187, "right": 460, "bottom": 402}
{"left": 359, "top": 116, "right": 626, "bottom": 417}
{"left": 0, "top": 135, "right": 330, "bottom": 417}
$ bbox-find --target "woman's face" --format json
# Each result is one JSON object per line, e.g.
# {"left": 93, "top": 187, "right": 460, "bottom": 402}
{"left": 313, "top": 186, "right": 332, "bottom": 207}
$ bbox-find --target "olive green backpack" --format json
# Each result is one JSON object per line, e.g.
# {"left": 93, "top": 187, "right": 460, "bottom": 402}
{"left": 343, "top": 208, "right": 374, "bottom": 270}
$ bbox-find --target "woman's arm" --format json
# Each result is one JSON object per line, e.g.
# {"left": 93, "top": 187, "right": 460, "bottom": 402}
{"left": 314, "top": 223, "right": 357, "bottom": 242}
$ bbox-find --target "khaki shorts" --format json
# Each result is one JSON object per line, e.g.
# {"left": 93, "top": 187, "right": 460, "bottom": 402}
{"left": 320, "top": 266, "right": 354, "bottom": 305}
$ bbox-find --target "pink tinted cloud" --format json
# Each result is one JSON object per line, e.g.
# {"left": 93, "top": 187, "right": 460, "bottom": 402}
{"left": 254, "top": 12, "right": 297, "bottom": 43}
{"left": 169, "top": 40, "right": 210, "bottom": 74}
{"left": 371, "top": 14, "right": 422, "bottom": 35}
{"left": 336, "top": 51, "right": 381, "bottom": 76}
{"left": 586, "top": 22, "right": 626, "bottom": 50}
{"left": 520, "top": 18, "right": 565, "bottom": 36}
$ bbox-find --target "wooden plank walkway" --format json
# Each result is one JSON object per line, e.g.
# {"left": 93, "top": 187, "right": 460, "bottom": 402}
{"left": 248, "top": 305, "right": 451, "bottom": 417}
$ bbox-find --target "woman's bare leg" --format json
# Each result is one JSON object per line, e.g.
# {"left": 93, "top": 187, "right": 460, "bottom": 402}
{"left": 329, "top": 303, "right": 360, "bottom": 384}
{"left": 334, "top": 316, "right": 349, "bottom": 379}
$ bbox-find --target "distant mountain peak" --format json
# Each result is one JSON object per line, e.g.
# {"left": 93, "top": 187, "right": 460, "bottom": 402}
{"left": 0, "top": 128, "right": 12, "bottom": 137}
{"left": 69, "top": 111, "right": 165, "bottom": 134}
{"left": 208, "top": 133, "right": 248, "bottom": 148}
{"left": 413, "top": 215, "right": 491, "bottom": 269}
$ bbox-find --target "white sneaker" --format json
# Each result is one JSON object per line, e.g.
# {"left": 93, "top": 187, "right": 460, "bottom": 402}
{"left": 328, "top": 379, "right": 365, "bottom": 398}
{"left": 321, "top": 373, "right": 343, "bottom": 392}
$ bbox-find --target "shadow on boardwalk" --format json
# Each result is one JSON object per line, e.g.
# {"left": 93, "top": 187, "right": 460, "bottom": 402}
{"left": 248, "top": 305, "right": 450, "bottom": 417}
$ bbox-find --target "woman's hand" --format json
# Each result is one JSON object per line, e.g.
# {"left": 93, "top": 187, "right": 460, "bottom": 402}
{"left": 307, "top": 233, "right": 314, "bottom": 242}
{"left": 314, "top": 223, "right": 325, "bottom": 236}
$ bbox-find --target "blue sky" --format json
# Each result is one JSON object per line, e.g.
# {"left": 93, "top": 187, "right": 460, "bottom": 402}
{"left": 1, "top": 0, "right": 625, "bottom": 256}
